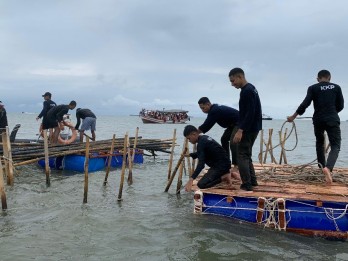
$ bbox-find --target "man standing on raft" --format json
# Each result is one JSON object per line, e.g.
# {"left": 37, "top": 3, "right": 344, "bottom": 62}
{"left": 287, "top": 70, "right": 344, "bottom": 184}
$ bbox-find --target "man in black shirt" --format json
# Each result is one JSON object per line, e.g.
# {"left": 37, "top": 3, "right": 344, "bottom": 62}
{"left": 75, "top": 108, "right": 97, "bottom": 142}
{"left": 46, "top": 100, "right": 77, "bottom": 144}
{"left": 197, "top": 97, "right": 240, "bottom": 177}
{"left": 36, "top": 92, "right": 56, "bottom": 141}
{"left": 229, "top": 68, "right": 262, "bottom": 192}
{"left": 183, "top": 125, "right": 233, "bottom": 191}
{"left": 0, "top": 101, "right": 8, "bottom": 142}
{"left": 287, "top": 70, "right": 344, "bottom": 184}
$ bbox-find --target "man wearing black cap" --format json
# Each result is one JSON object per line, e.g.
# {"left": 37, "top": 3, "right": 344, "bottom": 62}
{"left": 0, "top": 101, "right": 8, "bottom": 142}
{"left": 183, "top": 125, "right": 233, "bottom": 191}
{"left": 46, "top": 100, "right": 77, "bottom": 144}
{"left": 36, "top": 92, "right": 56, "bottom": 141}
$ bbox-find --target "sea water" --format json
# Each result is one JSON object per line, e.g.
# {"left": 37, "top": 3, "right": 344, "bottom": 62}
{"left": 1, "top": 113, "right": 348, "bottom": 261}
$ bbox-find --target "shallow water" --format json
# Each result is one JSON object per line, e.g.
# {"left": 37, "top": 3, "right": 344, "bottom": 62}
{"left": 1, "top": 114, "right": 348, "bottom": 260}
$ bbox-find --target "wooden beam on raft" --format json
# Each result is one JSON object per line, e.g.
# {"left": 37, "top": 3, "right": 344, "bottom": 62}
{"left": 118, "top": 132, "right": 128, "bottom": 201}
{"left": 164, "top": 147, "right": 187, "bottom": 192}
{"left": 43, "top": 130, "right": 50, "bottom": 186}
{"left": 167, "top": 128, "right": 176, "bottom": 180}
{"left": 0, "top": 159, "right": 7, "bottom": 210}
{"left": 103, "top": 134, "right": 116, "bottom": 186}
{"left": 83, "top": 137, "right": 90, "bottom": 204}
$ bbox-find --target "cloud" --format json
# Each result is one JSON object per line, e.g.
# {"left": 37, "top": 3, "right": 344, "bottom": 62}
{"left": 29, "top": 63, "right": 96, "bottom": 77}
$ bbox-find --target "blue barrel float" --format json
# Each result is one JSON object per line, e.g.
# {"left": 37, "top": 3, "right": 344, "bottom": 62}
{"left": 37, "top": 149, "right": 144, "bottom": 173}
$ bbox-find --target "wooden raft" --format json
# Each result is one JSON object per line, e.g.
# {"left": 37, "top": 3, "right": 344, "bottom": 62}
{"left": 192, "top": 163, "right": 348, "bottom": 203}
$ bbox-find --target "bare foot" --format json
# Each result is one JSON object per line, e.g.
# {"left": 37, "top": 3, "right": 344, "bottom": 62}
{"left": 230, "top": 169, "right": 241, "bottom": 181}
{"left": 323, "top": 167, "right": 333, "bottom": 185}
{"left": 221, "top": 173, "right": 233, "bottom": 189}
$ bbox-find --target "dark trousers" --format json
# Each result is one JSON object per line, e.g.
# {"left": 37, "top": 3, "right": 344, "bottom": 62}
{"left": 237, "top": 131, "right": 259, "bottom": 185}
{"left": 221, "top": 124, "right": 238, "bottom": 165}
{"left": 314, "top": 121, "right": 341, "bottom": 172}
{"left": 197, "top": 165, "right": 230, "bottom": 189}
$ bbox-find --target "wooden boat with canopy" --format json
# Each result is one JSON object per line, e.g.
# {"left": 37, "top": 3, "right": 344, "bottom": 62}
{"left": 139, "top": 109, "right": 189, "bottom": 124}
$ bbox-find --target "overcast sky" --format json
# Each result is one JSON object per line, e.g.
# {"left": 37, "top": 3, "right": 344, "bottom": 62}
{"left": 1, "top": 0, "right": 347, "bottom": 119}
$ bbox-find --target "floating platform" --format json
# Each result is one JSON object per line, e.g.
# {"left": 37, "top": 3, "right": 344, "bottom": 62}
{"left": 37, "top": 149, "right": 144, "bottom": 173}
{"left": 192, "top": 163, "right": 348, "bottom": 240}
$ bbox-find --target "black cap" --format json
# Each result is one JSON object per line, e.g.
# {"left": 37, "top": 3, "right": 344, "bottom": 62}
{"left": 42, "top": 92, "right": 52, "bottom": 97}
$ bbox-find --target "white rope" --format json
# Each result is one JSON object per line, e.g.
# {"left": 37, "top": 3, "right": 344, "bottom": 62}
{"left": 323, "top": 204, "right": 348, "bottom": 231}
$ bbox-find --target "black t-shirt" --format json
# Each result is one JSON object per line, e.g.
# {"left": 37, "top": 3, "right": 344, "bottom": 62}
{"left": 296, "top": 81, "right": 344, "bottom": 124}
{"left": 190, "top": 135, "right": 231, "bottom": 179}
{"left": 199, "top": 104, "right": 239, "bottom": 133}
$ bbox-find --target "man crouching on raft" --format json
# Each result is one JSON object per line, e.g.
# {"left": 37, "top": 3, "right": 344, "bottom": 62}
{"left": 183, "top": 125, "right": 235, "bottom": 191}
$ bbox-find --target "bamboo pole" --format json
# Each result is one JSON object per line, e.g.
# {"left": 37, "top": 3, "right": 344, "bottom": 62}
{"left": 43, "top": 130, "right": 50, "bottom": 186}
{"left": 4, "top": 127, "right": 14, "bottom": 186}
{"left": 83, "top": 137, "right": 90, "bottom": 204}
{"left": 176, "top": 139, "right": 188, "bottom": 194}
{"left": 128, "top": 127, "right": 139, "bottom": 185}
{"left": 263, "top": 129, "right": 272, "bottom": 164}
{"left": 164, "top": 147, "right": 187, "bottom": 192}
{"left": 0, "top": 159, "right": 7, "bottom": 210}
{"left": 185, "top": 139, "right": 192, "bottom": 177}
{"left": 104, "top": 134, "right": 116, "bottom": 186}
{"left": 279, "top": 128, "right": 288, "bottom": 165}
{"left": 167, "top": 128, "right": 176, "bottom": 180}
{"left": 126, "top": 135, "right": 133, "bottom": 185}
{"left": 282, "top": 130, "right": 288, "bottom": 164}
{"left": 118, "top": 133, "right": 128, "bottom": 201}
{"left": 259, "top": 129, "right": 264, "bottom": 164}
{"left": 268, "top": 129, "right": 277, "bottom": 164}
{"left": 1, "top": 132, "right": 9, "bottom": 180}
{"left": 191, "top": 143, "right": 197, "bottom": 176}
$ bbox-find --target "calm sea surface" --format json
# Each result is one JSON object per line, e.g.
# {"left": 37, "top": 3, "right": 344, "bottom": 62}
{"left": 1, "top": 113, "right": 348, "bottom": 261}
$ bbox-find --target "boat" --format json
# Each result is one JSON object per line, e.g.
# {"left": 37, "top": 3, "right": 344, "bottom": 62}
{"left": 139, "top": 109, "right": 189, "bottom": 124}
{"left": 37, "top": 149, "right": 144, "bottom": 173}
{"left": 192, "top": 163, "right": 348, "bottom": 240}
{"left": 262, "top": 114, "right": 272, "bottom": 120}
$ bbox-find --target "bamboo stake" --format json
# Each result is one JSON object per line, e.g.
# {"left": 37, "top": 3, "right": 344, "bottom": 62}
{"left": 128, "top": 127, "right": 139, "bottom": 185}
{"left": 4, "top": 127, "right": 14, "bottom": 186}
{"left": 259, "top": 129, "right": 264, "bottom": 164}
{"left": 167, "top": 129, "right": 176, "bottom": 180}
{"left": 118, "top": 133, "right": 128, "bottom": 201}
{"left": 191, "top": 143, "right": 197, "bottom": 176}
{"left": 282, "top": 129, "right": 288, "bottom": 164}
{"left": 43, "top": 130, "right": 50, "bottom": 186}
{"left": 268, "top": 129, "right": 277, "bottom": 164}
{"left": 0, "top": 159, "right": 7, "bottom": 210}
{"left": 164, "top": 147, "right": 187, "bottom": 192}
{"left": 104, "top": 134, "right": 116, "bottom": 186}
{"left": 126, "top": 135, "right": 133, "bottom": 186}
{"left": 1, "top": 132, "right": 9, "bottom": 180}
{"left": 185, "top": 139, "right": 192, "bottom": 177}
{"left": 263, "top": 129, "right": 272, "bottom": 164}
{"left": 83, "top": 137, "right": 90, "bottom": 204}
{"left": 176, "top": 139, "right": 188, "bottom": 194}
{"left": 279, "top": 128, "right": 288, "bottom": 165}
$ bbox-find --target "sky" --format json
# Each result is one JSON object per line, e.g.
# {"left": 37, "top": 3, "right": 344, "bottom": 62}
{"left": 1, "top": 0, "right": 347, "bottom": 120}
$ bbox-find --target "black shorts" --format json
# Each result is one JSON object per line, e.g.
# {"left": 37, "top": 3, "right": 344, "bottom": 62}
{"left": 43, "top": 117, "right": 58, "bottom": 129}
